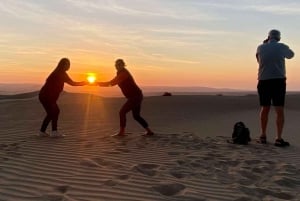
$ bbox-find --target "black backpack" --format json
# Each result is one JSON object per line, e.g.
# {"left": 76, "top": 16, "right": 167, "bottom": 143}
{"left": 232, "top": 122, "right": 251, "bottom": 145}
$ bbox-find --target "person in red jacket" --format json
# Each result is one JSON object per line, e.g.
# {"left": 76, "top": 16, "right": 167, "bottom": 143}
{"left": 97, "top": 59, "right": 154, "bottom": 136}
{"left": 39, "top": 58, "right": 87, "bottom": 137}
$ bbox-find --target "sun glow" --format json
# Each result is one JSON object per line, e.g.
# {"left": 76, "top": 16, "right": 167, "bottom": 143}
{"left": 87, "top": 73, "right": 97, "bottom": 84}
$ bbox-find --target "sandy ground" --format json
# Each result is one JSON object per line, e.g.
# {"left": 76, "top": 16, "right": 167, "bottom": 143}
{"left": 0, "top": 93, "right": 299, "bottom": 201}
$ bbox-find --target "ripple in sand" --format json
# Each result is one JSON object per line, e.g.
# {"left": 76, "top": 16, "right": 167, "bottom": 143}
{"left": 0, "top": 144, "right": 8, "bottom": 149}
{"left": 92, "top": 157, "right": 112, "bottom": 166}
{"left": 152, "top": 183, "right": 185, "bottom": 196}
{"left": 80, "top": 158, "right": 100, "bottom": 167}
{"left": 42, "top": 194, "right": 65, "bottom": 201}
{"left": 168, "top": 151, "right": 183, "bottom": 156}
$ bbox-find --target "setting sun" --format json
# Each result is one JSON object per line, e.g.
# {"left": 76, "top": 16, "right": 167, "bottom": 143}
{"left": 87, "top": 73, "right": 97, "bottom": 84}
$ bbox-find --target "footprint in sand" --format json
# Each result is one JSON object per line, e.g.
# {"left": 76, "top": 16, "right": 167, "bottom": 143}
{"left": 1, "top": 157, "right": 9, "bottom": 161}
{"left": 277, "top": 163, "right": 299, "bottom": 174}
{"left": 114, "top": 148, "right": 130, "bottom": 153}
{"left": 243, "top": 159, "right": 261, "bottom": 165}
{"left": 92, "top": 158, "right": 113, "bottom": 166}
{"left": 239, "top": 186, "right": 295, "bottom": 200}
{"left": 176, "top": 159, "right": 191, "bottom": 166}
{"left": 252, "top": 165, "right": 271, "bottom": 174}
{"left": 103, "top": 179, "right": 119, "bottom": 187}
{"left": 264, "top": 160, "right": 276, "bottom": 165}
{"left": 55, "top": 185, "right": 69, "bottom": 194}
{"left": 273, "top": 175, "right": 300, "bottom": 188}
{"left": 225, "top": 159, "right": 240, "bottom": 167}
{"left": 190, "top": 161, "right": 203, "bottom": 168}
{"left": 103, "top": 150, "right": 123, "bottom": 154}
{"left": 134, "top": 163, "right": 160, "bottom": 176}
{"left": 1, "top": 143, "right": 22, "bottom": 157}
{"left": 1, "top": 143, "right": 19, "bottom": 151}
{"left": 238, "top": 169, "right": 260, "bottom": 180}
{"left": 169, "top": 169, "right": 191, "bottom": 179}
{"left": 152, "top": 183, "right": 185, "bottom": 196}
{"left": 84, "top": 142, "right": 95, "bottom": 148}
{"left": 0, "top": 144, "right": 8, "bottom": 150}
{"left": 103, "top": 175, "right": 130, "bottom": 187}
{"left": 168, "top": 151, "right": 188, "bottom": 156}
{"left": 115, "top": 174, "right": 130, "bottom": 180}
{"left": 5, "top": 142, "right": 19, "bottom": 148}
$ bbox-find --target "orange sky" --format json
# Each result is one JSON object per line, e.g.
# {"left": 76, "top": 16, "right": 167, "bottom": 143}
{"left": 0, "top": 1, "right": 299, "bottom": 91}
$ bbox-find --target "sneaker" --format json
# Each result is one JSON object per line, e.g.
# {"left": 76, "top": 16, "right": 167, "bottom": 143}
{"left": 111, "top": 133, "right": 127, "bottom": 137}
{"left": 50, "top": 131, "right": 65, "bottom": 138}
{"left": 142, "top": 131, "right": 154, "bottom": 137}
{"left": 256, "top": 136, "right": 267, "bottom": 144}
{"left": 38, "top": 131, "right": 49, "bottom": 137}
{"left": 274, "top": 139, "right": 290, "bottom": 147}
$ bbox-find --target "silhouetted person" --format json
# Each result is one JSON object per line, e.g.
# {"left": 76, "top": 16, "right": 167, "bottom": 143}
{"left": 39, "top": 58, "right": 87, "bottom": 137}
{"left": 256, "top": 30, "right": 294, "bottom": 147}
{"left": 97, "top": 59, "right": 154, "bottom": 136}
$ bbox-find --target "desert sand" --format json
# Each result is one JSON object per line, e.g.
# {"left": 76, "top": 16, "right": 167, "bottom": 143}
{"left": 0, "top": 92, "right": 299, "bottom": 201}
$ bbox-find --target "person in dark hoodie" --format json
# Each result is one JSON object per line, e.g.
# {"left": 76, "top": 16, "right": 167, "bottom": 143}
{"left": 97, "top": 59, "right": 154, "bottom": 136}
{"left": 39, "top": 58, "right": 87, "bottom": 137}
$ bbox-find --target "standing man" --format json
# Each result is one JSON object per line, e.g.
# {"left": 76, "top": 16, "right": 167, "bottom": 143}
{"left": 97, "top": 59, "right": 154, "bottom": 136}
{"left": 256, "top": 29, "right": 294, "bottom": 147}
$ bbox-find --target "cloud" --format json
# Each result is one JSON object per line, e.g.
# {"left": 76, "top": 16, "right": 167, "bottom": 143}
{"left": 65, "top": 0, "right": 219, "bottom": 21}
{"left": 249, "top": 4, "right": 300, "bottom": 15}
{"left": 190, "top": 0, "right": 300, "bottom": 15}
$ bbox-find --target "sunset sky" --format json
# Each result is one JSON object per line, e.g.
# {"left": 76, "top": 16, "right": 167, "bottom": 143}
{"left": 0, "top": 0, "right": 299, "bottom": 91}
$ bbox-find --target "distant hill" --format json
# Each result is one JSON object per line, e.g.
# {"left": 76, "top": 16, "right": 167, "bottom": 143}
{"left": 142, "top": 86, "right": 243, "bottom": 92}
{"left": 138, "top": 86, "right": 259, "bottom": 96}
{"left": 0, "top": 83, "right": 258, "bottom": 98}
{"left": 1, "top": 83, "right": 299, "bottom": 97}
{"left": 0, "top": 83, "right": 41, "bottom": 95}
{"left": 1, "top": 83, "right": 251, "bottom": 97}
{"left": 0, "top": 91, "right": 39, "bottom": 100}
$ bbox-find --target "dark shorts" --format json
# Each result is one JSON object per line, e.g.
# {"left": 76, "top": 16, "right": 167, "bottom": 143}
{"left": 257, "top": 78, "right": 286, "bottom": 106}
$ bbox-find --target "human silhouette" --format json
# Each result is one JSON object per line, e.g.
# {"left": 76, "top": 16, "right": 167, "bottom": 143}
{"left": 97, "top": 59, "right": 154, "bottom": 136}
{"left": 39, "top": 58, "right": 87, "bottom": 137}
{"left": 256, "top": 30, "right": 294, "bottom": 147}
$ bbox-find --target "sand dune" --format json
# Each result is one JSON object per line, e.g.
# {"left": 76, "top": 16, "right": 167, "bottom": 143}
{"left": 0, "top": 91, "right": 39, "bottom": 100}
{"left": 0, "top": 93, "right": 299, "bottom": 201}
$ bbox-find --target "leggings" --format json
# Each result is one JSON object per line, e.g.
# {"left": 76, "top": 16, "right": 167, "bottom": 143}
{"left": 119, "top": 95, "right": 149, "bottom": 128}
{"left": 39, "top": 97, "right": 60, "bottom": 132}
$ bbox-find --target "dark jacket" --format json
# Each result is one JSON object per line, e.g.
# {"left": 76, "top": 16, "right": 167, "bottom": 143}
{"left": 111, "top": 68, "right": 142, "bottom": 98}
{"left": 39, "top": 71, "right": 72, "bottom": 102}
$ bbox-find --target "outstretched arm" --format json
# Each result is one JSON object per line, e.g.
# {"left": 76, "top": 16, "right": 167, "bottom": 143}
{"left": 98, "top": 81, "right": 111, "bottom": 87}
{"left": 65, "top": 74, "right": 88, "bottom": 86}
{"left": 98, "top": 71, "right": 129, "bottom": 87}
{"left": 67, "top": 80, "right": 88, "bottom": 86}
